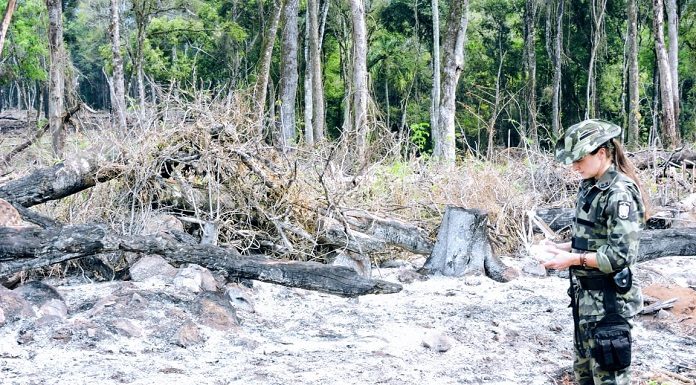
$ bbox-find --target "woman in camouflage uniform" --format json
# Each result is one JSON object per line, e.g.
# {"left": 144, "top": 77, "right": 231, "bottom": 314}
{"left": 541, "top": 119, "right": 646, "bottom": 385}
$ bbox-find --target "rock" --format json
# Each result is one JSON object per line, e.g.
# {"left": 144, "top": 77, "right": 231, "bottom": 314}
{"left": 655, "top": 309, "right": 671, "bottom": 320}
{"left": 174, "top": 264, "right": 218, "bottom": 293}
{"left": 0, "top": 308, "right": 4, "bottom": 324}
{"left": 13, "top": 281, "right": 64, "bottom": 307}
{"left": 196, "top": 292, "right": 239, "bottom": 331}
{"left": 422, "top": 331, "right": 454, "bottom": 352}
{"left": 111, "top": 319, "right": 143, "bottom": 338}
{"left": 38, "top": 299, "right": 68, "bottom": 320}
{"left": 397, "top": 269, "right": 427, "bottom": 284}
{"left": 380, "top": 259, "right": 411, "bottom": 268}
{"left": 174, "top": 321, "right": 204, "bottom": 348}
{"left": 142, "top": 213, "right": 184, "bottom": 235}
{"left": 129, "top": 255, "right": 177, "bottom": 282}
{"left": 0, "top": 286, "right": 35, "bottom": 321}
{"left": 464, "top": 276, "right": 482, "bottom": 286}
{"left": 225, "top": 284, "right": 255, "bottom": 313}
{"left": 332, "top": 251, "right": 371, "bottom": 278}
{"left": 521, "top": 259, "right": 548, "bottom": 277}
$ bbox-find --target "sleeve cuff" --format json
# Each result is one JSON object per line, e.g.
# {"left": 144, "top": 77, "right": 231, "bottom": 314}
{"left": 594, "top": 247, "right": 615, "bottom": 274}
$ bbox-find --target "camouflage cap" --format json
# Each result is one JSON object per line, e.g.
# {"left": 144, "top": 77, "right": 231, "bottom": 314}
{"left": 555, "top": 119, "right": 621, "bottom": 165}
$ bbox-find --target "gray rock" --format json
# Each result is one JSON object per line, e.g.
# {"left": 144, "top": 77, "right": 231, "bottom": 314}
{"left": 397, "top": 269, "right": 427, "bottom": 284}
{"left": 0, "top": 286, "right": 35, "bottom": 321}
{"left": 196, "top": 292, "right": 239, "bottom": 331}
{"left": 111, "top": 319, "right": 143, "bottom": 337}
{"left": 225, "top": 284, "right": 255, "bottom": 313}
{"left": 380, "top": 259, "right": 411, "bottom": 268}
{"left": 38, "top": 299, "right": 68, "bottom": 320}
{"left": 422, "top": 331, "right": 454, "bottom": 352}
{"left": 129, "top": 255, "right": 177, "bottom": 282}
{"left": 174, "top": 321, "right": 204, "bottom": 348}
{"left": 142, "top": 213, "right": 184, "bottom": 235}
{"left": 174, "top": 264, "right": 218, "bottom": 293}
{"left": 332, "top": 251, "right": 371, "bottom": 278}
{"left": 522, "top": 259, "right": 548, "bottom": 277}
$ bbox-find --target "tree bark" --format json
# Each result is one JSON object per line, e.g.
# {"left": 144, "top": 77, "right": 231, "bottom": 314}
{"left": 303, "top": 11, "right": 314, "bottom": 145}
{"left": 586, "top": 0, "right": 607, "bottom": 119}
{"left": 45, "top": 0, "right": 65, "bottom": 157}
{"left": 349, "top": 0, "right": 368, "bottom": 159}
{"left": 279, "top": 0, "right": 299, "bottom": 149}
{"left": 0, "top": 156, "right": 120, "bottom": 207}
{"left": 551, "top": 0, "right": 563, "bottom": 136}
{"left": 254, "top": 0, "right": 284, "bottom": 138}
{"left": 523, "top": 0, "right": 538, "bottom": 146}
{"left": 0, "top": 225, "right": 402, "bottom": 297}
{"left": 0, "top": 0, "right": 17, "bottom": 57}
{"left": 109, "top": 0, "right": 127, "bottom": 131}
{"left": 653, "top": 0, "right": 678, "bottom": 147}
{"left": 307, "top": 0, "right": 325, "bottom": 143}
{"left": 434, "top": 0, "right": 469, "bottom": 163}
{"left": 665, "top": 0, "right": 679, "bottom": 127}
{"left": 626, "top": 0, "right": 640, "bottom": 148}
{"left": 430, "top": 0, "right": 441, "bottom": 151}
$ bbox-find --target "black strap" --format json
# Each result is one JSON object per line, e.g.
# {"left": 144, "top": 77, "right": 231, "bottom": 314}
{"left": 582, "top": 187, "right": 602, "bottom": 212}
{"left": 569, "top": 267, "right": 585, "bottom": 357}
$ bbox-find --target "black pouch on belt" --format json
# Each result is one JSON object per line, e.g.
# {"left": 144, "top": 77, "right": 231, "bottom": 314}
{"left": 592, "top": 313, "right": 631, "bottom": 371}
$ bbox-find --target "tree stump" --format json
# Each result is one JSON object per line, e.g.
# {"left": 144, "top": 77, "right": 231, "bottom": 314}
{"left": 423, "top": 206, "right": 493, "bottom": 277}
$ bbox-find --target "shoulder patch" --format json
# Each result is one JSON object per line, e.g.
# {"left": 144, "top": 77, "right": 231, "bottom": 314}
{"left": 617, "top": 201, "right": 631, "bottom": 220}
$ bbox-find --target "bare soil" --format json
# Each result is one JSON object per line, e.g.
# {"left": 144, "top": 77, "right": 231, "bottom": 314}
{"left": 1, "top": 256, "right": 694, "bottom": 385}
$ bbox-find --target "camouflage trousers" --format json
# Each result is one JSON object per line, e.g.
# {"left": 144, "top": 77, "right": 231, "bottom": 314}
{"left": 573, "top": 318, "right": 632, "bottom": 385}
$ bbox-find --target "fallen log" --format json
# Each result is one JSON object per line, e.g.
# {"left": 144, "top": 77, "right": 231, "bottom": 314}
{"left": 535, "top": 207, "right": 677, "bottom": 232}
{"left": 0, "top": 224, "right": 402, "bottom": 297}
{"left": 0, "top": 156, "right": 121, "bottom": 207}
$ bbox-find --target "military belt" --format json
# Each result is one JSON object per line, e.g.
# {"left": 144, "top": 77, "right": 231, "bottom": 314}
{"left": 577, "top": 275, "right": 612, "bottom": 291}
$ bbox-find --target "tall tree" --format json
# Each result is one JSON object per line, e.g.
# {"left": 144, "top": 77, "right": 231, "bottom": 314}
{"left": 550, "top": 0, "right": 563, "bottom": 136}
{"left": 303, "top": 11, "right": 314, "bottom": 145}
{"left": 0, "top": 0, "right": 17, "bottom": 56}
{"left": 626, "top": 0, "right": 640, "bottom": 148}
{"left": 279, "top": 0, "right": 299, "bottom": 148}
{"left": 350, "top": 0, "right": 368, "bottom": 158}
{"left": 653, "top": 0, "right": 678, "bottom": 147}
{"left": 430, "top": 0, "right": 440, "bottom": 147}
{"left": 253, "top": 0, "right": 283, "bottom": 137}
{"left": 307, "top": 0, "right": 325, "bottom": 143}
{"left": 586, "top": 0, "right": 607, "bottom": 119}
{"left": 665, "top": 0, "right": 679, "bottom": 125}
{"left": 433, "top": 0, "right": 469, "bottom": 163}
{"left": 109, "top": 0, "right": 127, "bottom": 130}
{"left": 132, "top": 0, "right": 154, "bottom": 111}
{"left": 523, "top": 0, "right": 538, "bottom": 146}
{"left": 45, "top": 0, "right": 65, "bottom": 156}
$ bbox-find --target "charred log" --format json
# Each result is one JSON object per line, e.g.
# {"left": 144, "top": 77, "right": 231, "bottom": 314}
{"left": 0, "top": 225, "right": 402, "bottom": 297}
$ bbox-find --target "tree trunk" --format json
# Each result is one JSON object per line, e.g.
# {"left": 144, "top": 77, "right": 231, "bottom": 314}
{"left": 110, "top": 0, "right": 127, "bottom": 130}
{"left": 253, "top": 0, "right": 283, "bottom": 138}
{"left": 551, "top": 0, "right": 563, "bottom": 136}
{"left": 349, "top": 0, "right": 368, "bottom": 159}
{"left": 421, "top": 206, "right": 517, "bottom": 282}
{"left": 0, "top": 225, "right": 402, "bottom": 297}
{"left": 434, "top": 0, "right": 469, "bottom": 163}
{"left": 665, "top": 0, "right": 679, "bottom": 129}
{"left": 303, "top": 13, "right": 314, "bottom": 145}
{"left": 653, "top": 0, "right": 678, "bottom": 147}
{"left": 523, "top": 0, "right": 538, "bottom": 146}
{"left": 307, "top": 0, "right": 325, "bottom": 143}
{"left": 626, "top": 0, "right": 640, "bottom": 148}
{"left": 0, "top": 0, "right": 17, "bottom": 56}
{"left": 430, "top": 0, "right": 441, "bottom": 151}
{"left": 279, "top": 0, "right": 299, "bottom": 149}
{"left": 586, "top": 0, "right": 607, "bottom": 119}
{"left": 45, "top": 0, "right": 65, "bottom": 157}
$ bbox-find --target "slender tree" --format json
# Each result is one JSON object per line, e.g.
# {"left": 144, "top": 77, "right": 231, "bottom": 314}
{"left": 303, "top": 6, "right": 314, "bottom": 145}
{"left": 430, "top": 0, "right": 440, "bottom": 147}
{"left": 626, "top": 0, "right": 640, "bottom": 148}
{"left": 523, "top": 0, "right": 538, "bottom": 146}
{"left": 45, "top": 0, "right": 65, "bottom": 156}
{"left": 665, "top": 0, "right": 679, "bottom": 126}
{"left": 350, "top": 0, "right": 368, "bottom": 158}
{"left": 586, "top": 0, "right": 607, "bottom": 119}
{"left": 279, "top": 0, "right": 299, "bottom": 148}
{"left": 433, "top": 0, "right": 469, "bottom": 163}
{"left": 0, "top": 0, "right": 17, "bottom": 56}
{"left": 253, "top": 0, "right": 284, "bottom": 137}
{"left": 551, "top": 0, "right": 563, "bottom": 136}
{"left": 653, "top": 0, "right": 678, "bottom": 147}
{"left": 307, "top": 0, "right": 324, "bottom": 143}
{"left": 109, "top": 0, "right": 127, "bottom": 130}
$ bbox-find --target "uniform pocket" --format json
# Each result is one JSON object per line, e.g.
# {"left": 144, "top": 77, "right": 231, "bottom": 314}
{"left": 591, "top": 314, "right": 631, "bottom": 371}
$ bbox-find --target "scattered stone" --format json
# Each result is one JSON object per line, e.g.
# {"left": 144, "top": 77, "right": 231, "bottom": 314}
{"left": 522, "top": 259, "right": 548, "bottom": 277}
{"left": 174, "top": 321, "right": 204, "bottom": 348}
{"left": 174, "top": 264, "right": 218, "bottom": 293}
{"left": 51, "top": 328, "right": 73, "bottom": 342}
{"left": 13, "top": 281, "right": 64, "bottom": 308}
{"left": 332, "top": 251, "right": 371, "bottom": 278}
{"left": 0, "top": 286, "right": 35, "bottom": 321}
{"left": 196, "top": 292, "right": 239, "bottom": 331}
{"left": 111, "top": 319, "right": 143, "bottom": 338}
{"left": 129, "top": 255, "right": 177, "bottom": 282}
{"left": 380, "top": 259, "right": 411, "bottom": 268}
{"left": 655, "top": 309, "right": 671, "bottom": 320}
{"left": 397, "top": 269, "right": 426, "bottom": 284}
{"left": 422, "top": 331, "right": 454, "bottom": 352}
{"left": 225, "top": 284, "right": 256, "bottom": 313}
{"left": 142, "top": 214, "right": 185, "bottom": 235}
{"left": 38, "top": 299, "right": 68, "bottom": 320}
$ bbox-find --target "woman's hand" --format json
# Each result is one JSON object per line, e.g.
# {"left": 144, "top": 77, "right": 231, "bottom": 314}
{"left": 542, "top": 251, "right": 579, "bottom": 270}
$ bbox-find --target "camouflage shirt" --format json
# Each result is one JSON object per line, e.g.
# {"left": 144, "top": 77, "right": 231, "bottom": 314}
{"left": 571, "top": 165, "right": 644, "bottom": 319}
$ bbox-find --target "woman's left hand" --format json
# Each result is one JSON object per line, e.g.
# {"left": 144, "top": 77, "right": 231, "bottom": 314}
{"left": 542, "top": 251, "right": 578, "bottom": 270}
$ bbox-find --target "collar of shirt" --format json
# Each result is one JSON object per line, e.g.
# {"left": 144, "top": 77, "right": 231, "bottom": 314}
{"left": 580, "top": 164, "right": 619, "bottom": 191}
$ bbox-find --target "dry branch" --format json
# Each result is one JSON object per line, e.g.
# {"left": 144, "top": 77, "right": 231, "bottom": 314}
{"left": 0, "top": 224, "right": 402, "bottom": 297}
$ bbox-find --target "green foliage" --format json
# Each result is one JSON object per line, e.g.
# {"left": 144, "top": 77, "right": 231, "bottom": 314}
{"left": 409, "top": 122, "right": 431, "bottom": 155}
{"left": 2, "top": 0, "right": 48, "bottom": 83}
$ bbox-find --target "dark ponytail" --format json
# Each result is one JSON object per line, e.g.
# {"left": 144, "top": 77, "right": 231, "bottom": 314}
{"left": 609, "top": 138, "right": 650, "bottom": 219}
